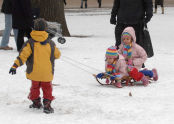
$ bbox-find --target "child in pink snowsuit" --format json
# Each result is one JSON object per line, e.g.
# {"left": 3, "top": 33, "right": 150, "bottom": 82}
{"left": 97, "top": 46, "right": 127, "bottom": 88}
{"left": 118, "top": 27, "right": 158, "bottom": 86}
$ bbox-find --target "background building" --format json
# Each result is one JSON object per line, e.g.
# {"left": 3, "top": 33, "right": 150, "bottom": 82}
{"left": 64, "top": 0, "right": 174, "bottom": 8}
{"left": 0, "top": 0, "right": 174, "bottom": 9}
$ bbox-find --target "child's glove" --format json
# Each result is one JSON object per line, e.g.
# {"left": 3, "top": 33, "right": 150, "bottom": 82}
{"left": 96, "top": 73, "right": 104, "bottom": 79}
{"left": 110, "top": 76, "right": 116, "bottom": 80}
{"left": 9, "top": 64, "right": 18, "bottom": 75}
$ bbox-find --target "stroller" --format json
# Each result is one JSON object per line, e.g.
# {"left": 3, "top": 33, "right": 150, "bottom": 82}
{"left": 32, "top": 8, "right": 66, "bottom": 44}
{"left": 46, "top": 21, "right": 66, "bottom": 44}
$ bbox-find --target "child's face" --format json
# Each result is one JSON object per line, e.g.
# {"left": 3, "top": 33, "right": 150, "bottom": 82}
{"left": 123, "top": 35, "right": 132, "bottom": 45}
{"left": 106, "top": 58, "right": 115, "bottom": 64}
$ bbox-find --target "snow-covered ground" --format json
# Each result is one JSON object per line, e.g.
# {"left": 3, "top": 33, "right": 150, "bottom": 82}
{"left": 0, "top": 7, "right": 174, "bottom": 124}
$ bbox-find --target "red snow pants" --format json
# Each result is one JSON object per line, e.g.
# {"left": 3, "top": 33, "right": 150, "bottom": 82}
{"left": 128, "top": 68, "right": 144, "bottom": 81}
{"left": 28, "top": 81, "right": 54, "bottom": 101}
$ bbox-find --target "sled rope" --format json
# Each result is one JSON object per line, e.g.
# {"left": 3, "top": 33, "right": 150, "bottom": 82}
{"left": 62, "top": 56, "right": 113, "bottom": 77}
{"left": 62, "top": 57, "right": 94, "bottom": 75}
{"left": 63, "top": 56, "right": 103, "bottom": 73}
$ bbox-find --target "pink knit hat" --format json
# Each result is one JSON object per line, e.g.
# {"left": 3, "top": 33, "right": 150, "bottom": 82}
{"left": 122, "top": 27, "right": 136, "bottom": 43}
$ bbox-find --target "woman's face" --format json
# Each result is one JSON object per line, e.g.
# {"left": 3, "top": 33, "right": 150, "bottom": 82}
{"left": 123, "top": 35, "right": 132, "bottom": 45}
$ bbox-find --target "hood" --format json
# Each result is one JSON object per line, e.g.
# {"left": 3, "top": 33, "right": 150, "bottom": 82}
{"left": 30, "top": 30, "right": 48, "bottom": 42}
{"left": 121, "top": 27, "right": 136, "bottom": 43}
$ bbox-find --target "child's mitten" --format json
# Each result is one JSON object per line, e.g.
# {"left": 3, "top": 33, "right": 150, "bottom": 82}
{"left": 96, "top": 73, "right": 104, "bottom": 79}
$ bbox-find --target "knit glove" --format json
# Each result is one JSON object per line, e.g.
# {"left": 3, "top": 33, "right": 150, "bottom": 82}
{"left": 9, "top": 64, "right": 18, "bottom": 75}
{"left": 96, "top": 73, "right": 104, "bottom": 79}
{"left": 110, "top": 75, "right": 116, "bottom": 80}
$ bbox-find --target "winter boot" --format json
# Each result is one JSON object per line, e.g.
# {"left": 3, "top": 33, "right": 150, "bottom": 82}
{"left": 115, "top": 82, "right": 122, "bottom": 88}
{"left": 29, "top": 97, "right": 42, "bottom": 109}
{"left": 152, "top": 68, "right": 158, "bottom": 81}
{"left": 141, "top": 75, "right": 149, "bottom": 86}
{"left": 106, "top": 78, "right": 110, "bottom": 84}
{"left": 154, "top": 8, "right": 157, "bottom": 13}
{"left": 43, "top": 99, "right": 54, "bottom": 114}
{"left": 162, "top": 7, "right": 164, "bottom": 14}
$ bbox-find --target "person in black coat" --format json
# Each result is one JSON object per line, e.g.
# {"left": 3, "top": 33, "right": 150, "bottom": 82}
{"left": 154, "top": 0, "right": 164, "bottom": 14}
{"left": 11, "top": 0, "right": 33, "bottom": 52}
{"left": 110, "top": 0, "right": 153, "bottom": 49}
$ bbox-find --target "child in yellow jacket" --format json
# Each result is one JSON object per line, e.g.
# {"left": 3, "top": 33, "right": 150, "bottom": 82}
{"left": 9, "top": 18, "right": 61, "bottom": 114}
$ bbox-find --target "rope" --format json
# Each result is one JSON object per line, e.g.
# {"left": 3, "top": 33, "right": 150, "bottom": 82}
{"left": 61, "top": 56, "right": 113, "bottom": 77}
{"left": 61, "top": 57, "right": 95, "bottom": 75}
{"left": 63, "top": 56, "right": 103, "bottom": 72}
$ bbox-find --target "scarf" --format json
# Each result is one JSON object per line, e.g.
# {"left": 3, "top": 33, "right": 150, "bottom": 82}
{"left": 123, "top": 43, "right": 132, "bottom": 59}
{"left": 106, "top": 61, "right": 121, "bottom": 78}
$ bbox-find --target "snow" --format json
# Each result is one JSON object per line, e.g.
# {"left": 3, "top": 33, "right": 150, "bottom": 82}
{"left": 0, "top": 7, "right": 174, "bottom": 124}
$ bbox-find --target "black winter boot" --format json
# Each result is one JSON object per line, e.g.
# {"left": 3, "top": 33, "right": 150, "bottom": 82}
{"left": 43, "top": 99, "right": 54, "bottom": 114}
{"left": 29, "top": 97, "right": 43, "bottom": 109}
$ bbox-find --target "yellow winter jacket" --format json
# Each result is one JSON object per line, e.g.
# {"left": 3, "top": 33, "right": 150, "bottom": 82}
{"left": 14, "top": 30, "right": 61, "bottom": 82}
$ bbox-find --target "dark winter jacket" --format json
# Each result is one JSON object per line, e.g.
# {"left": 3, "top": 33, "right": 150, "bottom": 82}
{"left": 155, "top": 0, "right": 164, "bottom": 5}
{"left": 11, "top": 0, "right": 33, "bottom": 29}
{"left": 1, "top": 0, "right": 12, "bottom": 14}
{"left": 111, "top": 0, "right": 153, "bottom": 24}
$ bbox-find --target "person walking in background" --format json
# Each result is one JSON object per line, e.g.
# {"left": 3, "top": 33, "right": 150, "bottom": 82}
{"left": 11, "top": 0, "right": 33, "bottom": 52}
{"left": 0, "top": 0, "right": 18, "bottom": 50}
{"left": 81, "top": 0, "right": 87, "bottom": 8}
{"left": 98, "top": 0, "right": 102, "bottom": 8}
{"left": 110, "top": 0, "right": 153, "bottom": 49}
{"left": 64, "top": 0, "right": 67, "bottom": 5}
{"left": 154, "top": 0, "right": 164, "bottom": 14}
{"left": 9, "top": 18, "right": 61, "bottom": 114}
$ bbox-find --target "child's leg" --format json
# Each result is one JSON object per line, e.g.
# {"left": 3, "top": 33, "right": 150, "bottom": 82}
{"left": 129, "top": 68, "right": 143, "bottom": 81}
{"left": 28, "top": 81, "right": 41, "bottom": 100}
{"left": 41, "top": 82, "right": 54, "bottom": 101}
{"left": 41, "top": 82, "right": 54, "bottom": 114}
{"left": 129, "top": 68, "right": 149, "bottom": 86}
{"left": 139, "top": 70, "right": 153, "bottom": 78}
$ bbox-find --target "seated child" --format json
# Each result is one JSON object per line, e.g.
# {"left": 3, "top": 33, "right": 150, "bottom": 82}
{"left": 9, "top": 18, "right": 61, "bottom": 114}
{"left": 96, "top": 46, "right": 128, "bottom": 88}
{"left": 118, "top": 27, "right": 158, "bottom": 86}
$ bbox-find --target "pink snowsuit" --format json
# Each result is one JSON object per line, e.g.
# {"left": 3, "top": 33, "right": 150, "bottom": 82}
{"left": 118, "top": 27, "right": 147, "bottom": 70}
{"left": 118, "top": 27, "right": 147, "bottom": 81}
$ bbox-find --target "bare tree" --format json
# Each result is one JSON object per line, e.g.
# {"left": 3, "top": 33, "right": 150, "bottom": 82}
{"left": 31, "top": 0, "right": 70, "bottom": 36}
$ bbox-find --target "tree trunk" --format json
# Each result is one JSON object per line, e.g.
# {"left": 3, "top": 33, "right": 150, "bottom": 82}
{"left": 31, "top": 0, "right": 70, "bottom": 36}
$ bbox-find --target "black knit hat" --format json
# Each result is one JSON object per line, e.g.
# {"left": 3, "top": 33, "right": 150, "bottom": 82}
{"left": 34, "top": 18, "right": 48, "bottom": 31}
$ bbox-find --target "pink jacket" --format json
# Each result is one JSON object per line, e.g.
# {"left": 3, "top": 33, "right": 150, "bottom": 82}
{"left": 118, "top": 27, "right": 147, "bottom": 70}
{"left": 105, "top": 54, "right": 128, "bottom": 77}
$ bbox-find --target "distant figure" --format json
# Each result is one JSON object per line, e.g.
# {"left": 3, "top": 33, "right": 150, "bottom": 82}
{"left": 81, "top": 0, "right": 87, "bottom": 8}
{"left": 98, "top": 0, "right": 102, "bottom": 8}
{"left": 154, "top": 0, "right": 164, "bottom": 14}
{"left": 64, "top": 0, "right": 67, "bottom": 5}
{"left": 0, "top": 0, "right": 18, "bottom": 50}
